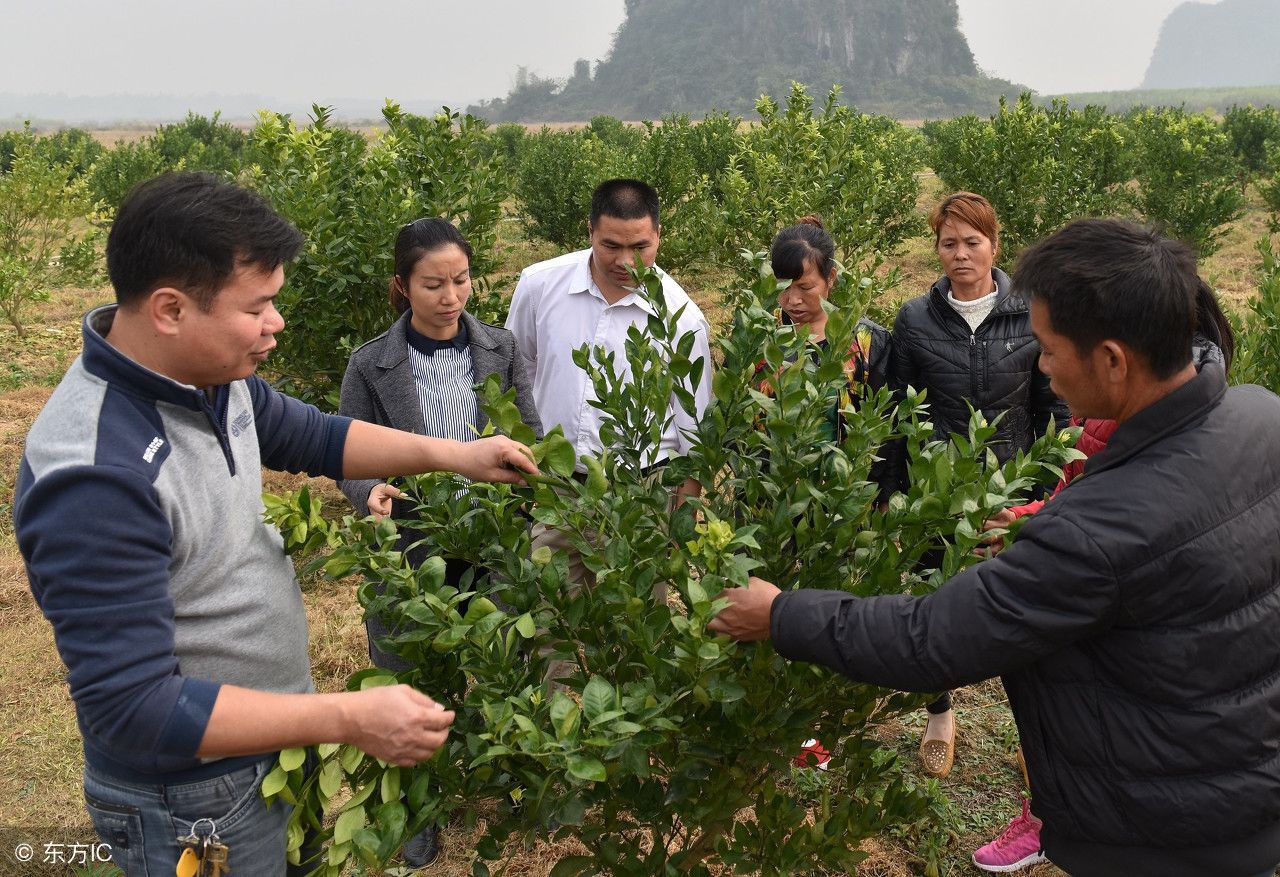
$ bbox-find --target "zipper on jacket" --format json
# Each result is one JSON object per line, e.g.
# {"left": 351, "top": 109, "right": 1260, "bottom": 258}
{"left": 200, "top": 391, "right": 238, "bottom": 476}
{"left": 970, "top": 334, "right": 980, "bottom": 398}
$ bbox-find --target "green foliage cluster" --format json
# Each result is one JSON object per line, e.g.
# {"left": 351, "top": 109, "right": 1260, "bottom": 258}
{"left": 719, "top": 85, "right": 926, "bottom": 276}
{"left": 264, "top": 260, "right": 1081, "bottom": 877}
{"left": 512, "top": 85, "right": 923, "bottom": 279}
{"left": 0, "top": 125, "right": 101, "bottom": 337}
{"left": 513, "top": 112, "right": 738, "bottom": 274}
{"left": 0, "top": 127, "right": 103, "bottom": 177}
{"left": 1125, "top": 107, "right": 1246, "bottom": 256}
{"left": 1222, "top": 105, "right": 1280, "bottom": 177}
{"left": 1229, "top": 237, "right": 1280, "bottom": 395}
{"left": 925, "top": 94, "right": 1249, "bottom": 258}
{"left": 924, "top": 94, "right": 1132, "bottom": 261}
{"left": 1262, "top": 147, "right": 1280, "bottom": 228}
{"left": 87, "top": 112, "right": 248, "bottom": 212}
{"left": 245, "top": 103, "right": 507, "bottom": 407}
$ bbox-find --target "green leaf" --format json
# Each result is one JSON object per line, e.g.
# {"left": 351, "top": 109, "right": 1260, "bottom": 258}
{"left": 566, "top": 755, "right": 607, "bottom": 783}
{"left": 333, "top": 807, "right": 365, "bottom": 844}
{"left": 260, "top": 765, "right": 288, "bottom": 798}
{"left": 548, "top": 856, "right": 595, "bottom": 877}
{"left": 380, "top": 766, "right": 401, "bottom": 803}
{"left": 515, "top": 612, "right": 536, "bottom": 638}
{"left": 278, "top": 747, "right": 306, "bottom": 772}
{"left": 581, "top": 675, "right": 615, "bottom": 722}
{"left": 539, "top": 433, "right": 578, "bottom": 477}
{"left": 318, "top": 758, "right": 343, "bottom": 799}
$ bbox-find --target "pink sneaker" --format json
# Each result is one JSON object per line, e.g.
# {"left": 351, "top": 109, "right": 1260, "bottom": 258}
{"left": 972, "top": 799, "right": 1047, "bottom": 872}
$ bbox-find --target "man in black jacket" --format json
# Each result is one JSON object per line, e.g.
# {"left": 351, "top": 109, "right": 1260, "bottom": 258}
{"left": 709, "top": 219, "right": 1280, "bottom": 877}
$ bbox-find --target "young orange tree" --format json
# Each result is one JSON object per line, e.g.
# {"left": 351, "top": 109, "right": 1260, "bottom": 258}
{"left": 265, "top": 262, "right": 1079, "bottom": 876}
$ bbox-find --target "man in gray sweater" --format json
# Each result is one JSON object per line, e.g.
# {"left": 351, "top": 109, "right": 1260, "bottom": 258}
{"left": 14, "top": 172, "right": 537, "bottom": 875}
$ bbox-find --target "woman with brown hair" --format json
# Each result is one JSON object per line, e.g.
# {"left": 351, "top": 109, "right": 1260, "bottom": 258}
{"left": 888, "top": 192, "right": 1067, "bottom": 778}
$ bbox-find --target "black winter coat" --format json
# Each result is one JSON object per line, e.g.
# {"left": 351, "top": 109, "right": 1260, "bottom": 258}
{"left": 889, "top": 268, "right": 1067, "bottom": 486}
{"left": 771, "top": 363, "right": 1280, "bottom": 876}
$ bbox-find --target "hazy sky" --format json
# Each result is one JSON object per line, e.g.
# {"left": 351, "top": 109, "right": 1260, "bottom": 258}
{"left": 1, "top": 0, "right": 1214, "bottom": 105}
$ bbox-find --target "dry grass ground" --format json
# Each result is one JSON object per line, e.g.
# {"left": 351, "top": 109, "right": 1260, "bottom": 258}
{"left": 0, "top": 190, "right": 1272, "bottom": 876}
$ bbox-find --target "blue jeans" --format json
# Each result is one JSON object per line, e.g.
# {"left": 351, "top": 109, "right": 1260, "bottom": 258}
{"left": 83, "top": 757, "right": 299, "bottom": 877}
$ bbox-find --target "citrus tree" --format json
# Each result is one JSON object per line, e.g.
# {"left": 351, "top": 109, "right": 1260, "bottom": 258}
{"left": 1228, "top": 236, "right": 1280, "bottom": 395}
{"left": 1124, "top": 107, "right": 1245, "bottom": 256}
{"left": 719, "top": 84, "right": 926, "bottom": 278}
{"left": 244, "top": 102, "right": 507, "bottom": 407}
{"left": 0, "top": 125, "right": 100, "bottom": 337}
{"left": 923, "top": 94, "right": 1132, "bottom": 262}
{"left": 264, "top": 258, "right": 1080, "bottom": 876}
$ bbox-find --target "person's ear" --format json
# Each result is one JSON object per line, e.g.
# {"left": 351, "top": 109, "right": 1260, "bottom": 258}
{"left": 146, "top": 287, "right": 188, "bottom": 337}
{"left": 1095, "top": 339, "right": 1129, "bottom": 384}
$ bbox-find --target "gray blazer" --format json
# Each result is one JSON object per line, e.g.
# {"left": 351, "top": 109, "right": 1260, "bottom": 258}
{"left": 338, "top": 310, "right": 543, "bottom": 511}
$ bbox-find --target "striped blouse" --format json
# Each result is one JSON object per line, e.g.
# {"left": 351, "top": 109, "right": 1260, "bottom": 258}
{"left": 404, "top": 320, "right": 479, "bottom": 442}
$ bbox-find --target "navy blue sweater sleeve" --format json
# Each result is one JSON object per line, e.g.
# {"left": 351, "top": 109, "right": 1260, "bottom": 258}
{"left": 770, "top": 510, "right": 1120, "bottom": 691}
{"left": 247, "top": 376, "right": 350, "bottom": 478}
{"left": 15, "top": 460, "right": 220, "bottom": 760}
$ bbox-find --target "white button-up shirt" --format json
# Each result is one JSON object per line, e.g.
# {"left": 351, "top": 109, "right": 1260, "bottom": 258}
{"left": 505, "top": 248, "right": 712, "bottom": 469}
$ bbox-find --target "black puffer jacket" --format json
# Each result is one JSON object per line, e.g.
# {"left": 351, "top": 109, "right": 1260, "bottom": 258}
{"left": 772, "top": 363, "right": 1280, "bottom": 876}
{"left": 889, "top": 268, "right": 1067, "bottom": 484}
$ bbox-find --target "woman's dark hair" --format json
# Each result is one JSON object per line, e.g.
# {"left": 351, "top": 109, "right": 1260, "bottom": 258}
{"left": 389, "top": 217, "right": 473, "bottom": 315}
{"left": 1194, "top": 279, "right": 1235, "bottom": 373}
{"left": 108, "top": 171, "right": 304, "bottom": 311}
{"left": 770, "top": 215, "right": 835, "bottom": 282}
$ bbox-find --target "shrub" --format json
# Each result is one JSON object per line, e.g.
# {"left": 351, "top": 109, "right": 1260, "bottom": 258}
{"left": 484, "top": 122, "right": 527, "bottom": 169}
{"left": 0, "top": 127, "right": 101, "bottom": 337}
{"left": 513, "top": 128, "right": 600, "bottom": 249}
{"left": 1125, "top": 107, "right": 1245, "bottom": 256}
{"left": 719, "top": 83, "right": 926, "bottom": 278}
{"left": 1228, "top": 236, "right": 1280, "bottom": 395}
{"left": 923, "top": 94, "right": 1133, "bottom": 260}
{"left": 264, "top": 260, "right": 1081, "bottom": 877}
{"left": 512, "top": 118, "right": 727, "bottom": 275}
{"left": 86, "top": 138, "right": 167, "bottom": 212}
{"left": 586, "top": 114, "right": 643, "bottom": 150}
{"left": 1222, "top": 104, "right": 1280, "bottom": 178}
{"left": 151, "top": 111, "right": 247, "bottom": 177}
{"left": 1259, "top": 140, "right": 1280, "bottom": 227}
{"left": 86, "top": 113, "right": 247, "bottom": 213}
{"left": 245, "top": 103, "right": 506, "bottom": 408}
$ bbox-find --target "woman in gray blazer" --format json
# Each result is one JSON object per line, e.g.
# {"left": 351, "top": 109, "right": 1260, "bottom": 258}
{"left": 337, "top": 217, "right": 541, "bottom": 866}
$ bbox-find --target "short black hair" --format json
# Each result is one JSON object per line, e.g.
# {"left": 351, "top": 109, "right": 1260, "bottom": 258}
{"left": 107, "top": 171, "right": 305, "bottom": 311}
{"left": 589, "top": 178, "right": 660, "bottom": 228}
{"left": 771, "top": 215, "right": 835, "bottom": 282}
{"left": 1014, "top": 218, "right": 1198, "bottom": 380}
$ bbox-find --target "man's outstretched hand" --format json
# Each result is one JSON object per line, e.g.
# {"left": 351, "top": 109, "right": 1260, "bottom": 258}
{"left": 456, "top": 435, "right": 539, "bottom": 485}
{"left": 708, "top": 576, "right": 782, "bottom": 642}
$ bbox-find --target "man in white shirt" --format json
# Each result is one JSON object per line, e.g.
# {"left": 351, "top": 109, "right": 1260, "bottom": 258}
{"left": 505, "top": 178, "right": 712, "bottom": 586}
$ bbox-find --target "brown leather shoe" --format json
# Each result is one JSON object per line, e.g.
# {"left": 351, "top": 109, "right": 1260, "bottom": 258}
{"left": 919, "top": 721, "right": 955, "bottom": 778}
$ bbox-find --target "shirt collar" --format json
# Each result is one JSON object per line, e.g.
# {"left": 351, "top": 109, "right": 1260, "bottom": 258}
{"left": 405, "top": 317, "right": 469, "bottom": 357}
{"left": 80, "top": 305, "right": 215, "bottom": 411}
